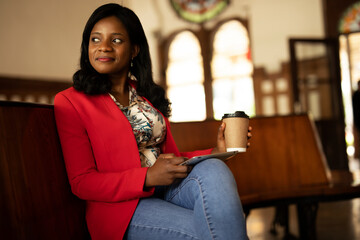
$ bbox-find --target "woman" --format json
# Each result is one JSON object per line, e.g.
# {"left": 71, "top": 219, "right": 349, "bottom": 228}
{"left": 55, "top": 3, "right": 249, "bottom": 240}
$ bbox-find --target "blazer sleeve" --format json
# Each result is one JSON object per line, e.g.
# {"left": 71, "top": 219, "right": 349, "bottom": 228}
{"left": 54, "top": 93, "right": 154, "bottom": 202}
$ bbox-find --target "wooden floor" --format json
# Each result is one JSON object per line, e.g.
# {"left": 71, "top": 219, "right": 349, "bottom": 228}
{"left": 246, "top": 198, "right": 360, "bottom": 240}
{"left": 246, "top": 160, "right": 360, "bottom": 240}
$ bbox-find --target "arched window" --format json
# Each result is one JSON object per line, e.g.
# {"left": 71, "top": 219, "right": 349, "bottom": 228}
{"left": 166, "top": 31, "right": 206, "bottom": 122}
{"left": 211, "top": 20, "right": 254, "bottom": 119}
{"left": 161, "top": 19, "right": 254, "bottom": 122}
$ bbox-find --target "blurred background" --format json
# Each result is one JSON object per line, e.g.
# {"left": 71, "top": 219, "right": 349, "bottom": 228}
{"left": 1, "top": 0, "right": 359, "bottom": 171}
{"left": 1, "top": 0, "right": 360, "bottom": 238}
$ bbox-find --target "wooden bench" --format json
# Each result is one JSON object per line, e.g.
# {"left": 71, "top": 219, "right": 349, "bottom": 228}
{"left": 2, "top": 101, "right": 360, "bottom": 239}
{"left": 170, "top": 114, "right": 360, "bottom": 239}
{"left": 0, "top": 101, "right": 89, "bottom": 239}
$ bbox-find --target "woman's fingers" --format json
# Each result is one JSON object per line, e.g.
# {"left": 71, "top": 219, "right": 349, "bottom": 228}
{"left": 145, "top": 155, "right": 193, "bottom": 187}
{"left": 218, "top": 122, "right": 225, "bottom": 140}
{"left": 247, "top": 126, "right": 252, "bottom": 148}
{"left": 247, "top": 126, "right": 252, "bottom": 138}
{"left": 159, "top": 153, "right": 176, "bottom": 159}
{"left": 169, "top": 157, "right": 187, "bottom": 165}
{"left": 157, "top": 157, "right": 190, "bottom": 174}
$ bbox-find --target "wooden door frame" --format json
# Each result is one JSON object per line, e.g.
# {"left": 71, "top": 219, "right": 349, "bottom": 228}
{"left": 289, "top": 38, "right": 348, "bottom": 170}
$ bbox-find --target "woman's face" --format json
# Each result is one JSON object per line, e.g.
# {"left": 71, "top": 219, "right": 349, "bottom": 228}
{"left": 88, "top": 16, "right": 137, "bottom": 77}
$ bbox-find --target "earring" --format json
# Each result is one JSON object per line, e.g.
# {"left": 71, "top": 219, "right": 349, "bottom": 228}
{"left": 130, "top": 58, "right": 134, "bottom": 68}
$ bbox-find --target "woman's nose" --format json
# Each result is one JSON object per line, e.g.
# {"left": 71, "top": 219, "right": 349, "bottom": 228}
{"left": 99, "top": 40, "right": 112, "bottom": 52}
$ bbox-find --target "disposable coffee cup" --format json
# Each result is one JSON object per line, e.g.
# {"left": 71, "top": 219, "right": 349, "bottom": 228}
{"left": 222, "top": 111, "right": 249, "bottom": 152}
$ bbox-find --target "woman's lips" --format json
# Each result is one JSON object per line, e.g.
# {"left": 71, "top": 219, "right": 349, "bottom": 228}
{"left": 96, "top": 57, "right": 114, "bottom": 62}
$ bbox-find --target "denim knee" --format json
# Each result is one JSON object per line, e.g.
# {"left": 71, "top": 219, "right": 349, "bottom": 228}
{"left": 191, "top": 158, "right": 237, "bottom": 185}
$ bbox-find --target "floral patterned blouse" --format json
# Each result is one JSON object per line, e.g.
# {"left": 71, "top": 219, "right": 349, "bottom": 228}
{"left": 109, "top": 85, "right": 166, "bottom": 167}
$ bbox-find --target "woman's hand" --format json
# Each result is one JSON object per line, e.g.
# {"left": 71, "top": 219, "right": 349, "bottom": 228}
{"left": 145, "top": 154, "right": 190, "bottom": 187}
{"left": 212, "top": 122, "right": 253, "bottom": 154}
{"left": 212, "top": 122, "right": 226, "bottom": 154}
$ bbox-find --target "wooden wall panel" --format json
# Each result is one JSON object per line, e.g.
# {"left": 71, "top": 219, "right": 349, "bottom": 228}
{"left": 171, "top": 114, "right": 331, "bottom": 202}
{"left": 0, "top": 76, "right": 71, "bottom": 104}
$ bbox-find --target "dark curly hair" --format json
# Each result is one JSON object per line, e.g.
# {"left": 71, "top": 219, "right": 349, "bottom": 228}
{"left": 73, "top": 3, "right": 171, "bottom": 117}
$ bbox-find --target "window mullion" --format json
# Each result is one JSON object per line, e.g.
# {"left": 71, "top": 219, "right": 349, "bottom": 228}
{"left": 198, "top": 26, "right": 214, "bottom": 120}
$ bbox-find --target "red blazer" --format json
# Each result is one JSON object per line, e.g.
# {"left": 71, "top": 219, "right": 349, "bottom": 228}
{"left": 54, "top": 87, "right": 212, "bottom": 240}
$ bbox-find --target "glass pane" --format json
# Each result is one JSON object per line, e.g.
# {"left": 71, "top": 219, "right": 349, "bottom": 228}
{"left": 340, "top": 34, "right": 352, "bottom": 127}
{"left": 166, "top": 31, "right": 206, "bottom": 122}
{"left": 213, "top": 20, "right": 249, "bottom": 56}
{"left": 168, "top": 84, "right": 206, "bottom": 122}
{"left": 349, "top": 32, "right": 360, "bottom": 87}
{"left": 169, "top": 31, "right": 202, "bottom": 61}
{"left": 233, "top": 77, "right": 255, "bottom": 115}
{"left": 277, "top": 94, "right": 290, "bottom": 115}
{"left": 295, "top": 43, "right": 327, "bottom": 61}
{"left": 308, "top": 91, "right": 321, "bottom": 120}
{"left": 262, "top": 96, "right": 275, "bottom": 116}
{"left": 211, "top": 20, "right": 254, "bottom": 119}
{"left": 212, "top": 78, "right": 233, "bottom": 119}
{"left": 212, "top": 56, "right": 252, "bottom": 78}
{"left": 295, "top": 42, "right": 333, "bottom": 119}
{"left": 167, "top": 59, "right": 203, "bottom": 85}
{"left": 276, "top": 78, "right": 288, "bottom": 92}
{"left": 212, "top": 77, "right": 255, "bottom": 119}
{"left": 261, "top": 80, "right": 273, "bottom": 94}
{"left": 340, "top": 33, "right": 360, "bottom": 165}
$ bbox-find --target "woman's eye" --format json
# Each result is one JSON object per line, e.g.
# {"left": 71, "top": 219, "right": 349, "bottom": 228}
{"left": 113, "top": 38, "right": 122, "bottom": 43}
{"left": 91, "top": 37, "right": 100, "bottom": 43}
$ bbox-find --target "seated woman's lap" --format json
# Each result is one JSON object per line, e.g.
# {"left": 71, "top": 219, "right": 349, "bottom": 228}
{"left": 125, "top": 158, "right": 247, "bottom": 240}
{"left": 164, "top": 158, "right": 239, "bottom": 208}
{"left": 124, "top": 197, "right": 199, "bottom": 240}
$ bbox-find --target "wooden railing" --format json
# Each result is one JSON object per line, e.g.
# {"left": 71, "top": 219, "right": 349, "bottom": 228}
{"left": 0, "top": 76, "right": 71, "bottom": 104}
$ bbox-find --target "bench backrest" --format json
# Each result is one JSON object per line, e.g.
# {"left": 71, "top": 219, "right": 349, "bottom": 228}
{"left": 0, "top": 101, "right": 89, "bottom": 239}
{"left": 0, "top": 100, "right": 331, "bottom": 236}
{"left": 171, "top": 114, "right": 331, "bottom": 204}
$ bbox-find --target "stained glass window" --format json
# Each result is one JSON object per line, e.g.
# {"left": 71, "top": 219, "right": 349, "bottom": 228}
{"left": 338, "top": 2, "right": 360, "bottom": 33}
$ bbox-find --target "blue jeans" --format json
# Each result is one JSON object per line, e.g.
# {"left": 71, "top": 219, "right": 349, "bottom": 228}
{"left": 125, "top": 159, "right": 248, "bottom": 239}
